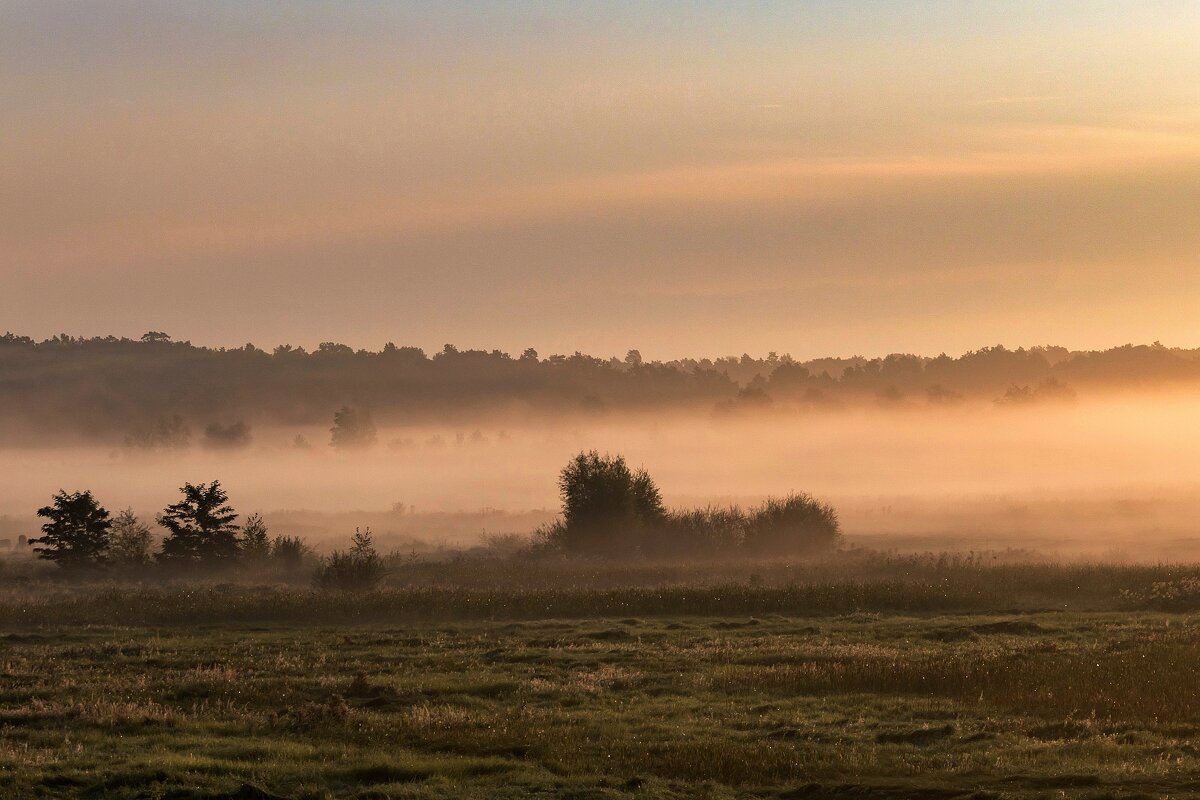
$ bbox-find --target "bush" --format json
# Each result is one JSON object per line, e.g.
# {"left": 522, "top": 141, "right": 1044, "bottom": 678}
{"left": 539, "top": 452, "right": 841, "bottom": 559}
{"left": 658, "top": 506, "right": 746, "bottom": 556}
{"left": 314, "top": 528, "right": 386, "bottom": 591}
{"left": 271, "top": 535, "right": 314, "bottom": 571}
{"left": 742, "top": 494, "right": 841, "bottom": 555}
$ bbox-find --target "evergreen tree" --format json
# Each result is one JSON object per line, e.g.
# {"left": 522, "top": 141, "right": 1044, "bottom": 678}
{"left": 156, "top": 481, "right": 240, "bottom": 564}
{"left": 31, "top": 490, "right": 112, "bottom": 569}
{"left": 239, "top": 513, "right": 271, "bottom": 562}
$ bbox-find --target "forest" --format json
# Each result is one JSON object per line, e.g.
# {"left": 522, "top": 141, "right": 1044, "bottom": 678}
{"left": 3, "top": 332, "right": 1200, "bottom": 443}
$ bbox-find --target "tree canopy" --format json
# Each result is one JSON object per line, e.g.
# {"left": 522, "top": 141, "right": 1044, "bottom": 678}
{"left": 30, "top": 490, "right": 112, "bottom": 569}
{"left": 157, "top": 481, "right": 240, "bottom": 564}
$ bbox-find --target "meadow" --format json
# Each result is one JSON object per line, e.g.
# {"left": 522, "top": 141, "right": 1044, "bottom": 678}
{"left": 4, "top": 556, "right": 1200, "bottom": 798}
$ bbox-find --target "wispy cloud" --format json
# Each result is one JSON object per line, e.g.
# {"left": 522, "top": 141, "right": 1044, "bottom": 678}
{"left": 972, "top": 95, "right": 1065, "bottom": 106}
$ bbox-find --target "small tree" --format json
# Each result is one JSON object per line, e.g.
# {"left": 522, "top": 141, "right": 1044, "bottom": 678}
{"left": 314, "top": 527, "right": 385, "bottom": 591}
{"left": 108, "top": 508, "right": 154, "bottom": 566}
{"left": 330, "top": 406, "right": 377, "bottom": 449}
{"left": 541, "top": 451, "right": 666, "bottom": 555}
{"left": 157, "top": 481, "right": 240, "bottom": 565}
{"left": 239, "top": 513, "right": 271, "bottom": 563}
{"left": 31, "top": 490, "right": 112, "bottom": 569}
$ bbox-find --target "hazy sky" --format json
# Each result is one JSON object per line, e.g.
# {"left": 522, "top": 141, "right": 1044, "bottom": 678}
{"left": 3, "top": 1, "right": 1198, "bottom": 359}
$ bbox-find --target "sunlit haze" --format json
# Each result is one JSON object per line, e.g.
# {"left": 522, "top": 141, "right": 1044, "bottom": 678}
{"left": 4, "top": 1, "right": 1199, "bottom": 357}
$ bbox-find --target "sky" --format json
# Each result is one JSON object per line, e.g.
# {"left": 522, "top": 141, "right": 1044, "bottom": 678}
{"left": 3, "top": 1, "right": 1199, "bottom": 359}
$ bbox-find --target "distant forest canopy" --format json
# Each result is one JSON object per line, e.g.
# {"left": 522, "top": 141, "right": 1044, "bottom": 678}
{"left": 2, "top": 331, "right": 1199, "bottom": 443}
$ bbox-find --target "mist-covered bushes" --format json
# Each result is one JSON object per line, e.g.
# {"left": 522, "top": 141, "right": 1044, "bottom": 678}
{"left": 540, "top": 451, "right": 841, "bottom": 558}
{"left": 739, "top": 494, "right": 841, "bottom": 555}
{"left": 313, "top": 528, "right": 385, "bottom": 591}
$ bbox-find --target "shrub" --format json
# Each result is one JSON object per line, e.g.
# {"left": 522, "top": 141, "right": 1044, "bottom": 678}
{"left": 539, "top": 453, "right": 841, "bottom": 559}
{"left": 314, "top": 528, "right": 386, "bottom": 591}
{"left": 658, "top": 506, "right": 746, "bottom": 556}
{"left": 271, "top": 535, "right": 314, "bottom": 571}
{"left": 741, "top": 494, "right": 841, "bottom": 555}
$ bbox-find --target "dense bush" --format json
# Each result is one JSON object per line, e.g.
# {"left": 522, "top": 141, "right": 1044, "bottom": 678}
{"left": 540, "top": 452, "right": 840, "bottom": 558}
{"left": 314, "top": 528, "right": 386, "bottom": 591}
{"left": 741, "top": 494, "right": 841, "bottom": 555}
{"left": 656, "top": 506, "right": 745, "bottom": 555}
{"left": 271, "top": 535, "right": 315, "bottom": 572}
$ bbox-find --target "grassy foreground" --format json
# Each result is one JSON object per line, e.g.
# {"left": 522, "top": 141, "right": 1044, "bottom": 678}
{"left": 3, "top": 603, "right": 1200, "bottom": 798}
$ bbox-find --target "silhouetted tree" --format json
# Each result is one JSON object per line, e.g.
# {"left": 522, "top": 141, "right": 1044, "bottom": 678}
{"left": 108, "top": 508, "right": 154, "bottom": 566}
{"left": 330, "top": 406, "right": 377, "bottom": 449}
{"left": 156, "top": 481, "right": 240, "bottom": 564}
{"left": 30, "top": 490, "right": 112, "bottom": 569}
{"left": 239, "top": 513, "right": 271, "bottom": 562}
{"left": 541, "top": 451, "right": 665, "bottom": 555}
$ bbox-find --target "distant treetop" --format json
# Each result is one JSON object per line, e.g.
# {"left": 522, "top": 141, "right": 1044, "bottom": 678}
{"left": 0, "top": 333, "right": 1197, "bottom": 442}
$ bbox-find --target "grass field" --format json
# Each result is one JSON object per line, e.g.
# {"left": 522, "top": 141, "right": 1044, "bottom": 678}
{"left": 3, "top": 573, "right": 1200, "bottom": 799}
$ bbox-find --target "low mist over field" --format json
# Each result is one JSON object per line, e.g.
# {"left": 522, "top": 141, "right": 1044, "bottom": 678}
{"left": 3, "top": 382, "right": 1199, "bottom": 558}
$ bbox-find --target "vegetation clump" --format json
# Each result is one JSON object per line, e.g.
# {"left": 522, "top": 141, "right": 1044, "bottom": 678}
{"left": 314, "top": 528, "right": 386, "bottom": 591}
{"left": 540, "top": 451, "right": 840, "bottom": 558}
{"left": 107, "top": 508, "right": 154, "bottom": 566}
{"left": 330, "top": 406, "right": 377, "bottom": 449}
{"left": 239, "top": 513, "right": 271, "bottom": 563}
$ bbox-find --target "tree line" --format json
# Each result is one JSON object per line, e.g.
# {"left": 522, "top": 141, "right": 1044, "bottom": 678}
{"left": 4, "top": 332, "right": 1200, "bottom": 442}
{"left": 27, "top": 481, "right": 388, "bottom": 589}
{"left": 29, "top": 481, "right": 317, "bottom": 572}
